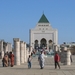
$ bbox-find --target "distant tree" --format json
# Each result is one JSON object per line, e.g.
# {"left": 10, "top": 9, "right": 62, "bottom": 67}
{"left": 63, "top": 42, "right": 66, "bottom": 44}
{"left": 26, "top": 44, "right": 29, "bottom": 47}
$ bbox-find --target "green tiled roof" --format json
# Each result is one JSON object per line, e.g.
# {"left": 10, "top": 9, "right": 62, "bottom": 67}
{"left": 38, "top": 14, "right": 49, "bottom": 23}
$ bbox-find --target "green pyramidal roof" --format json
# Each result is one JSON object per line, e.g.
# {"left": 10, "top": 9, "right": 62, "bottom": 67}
{"left": 38, "top": 14, "right": 49, "bottom": 23}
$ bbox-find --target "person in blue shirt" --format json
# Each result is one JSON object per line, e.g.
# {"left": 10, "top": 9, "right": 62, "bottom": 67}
{"left": 28, "top": 55, "right": 31, "bottom": 69}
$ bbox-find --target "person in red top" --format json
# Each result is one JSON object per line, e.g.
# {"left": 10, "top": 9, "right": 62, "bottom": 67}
{"left": 54, "top": 52, "right": 60, "bottom": 69}
{"left": 10, "top": 52, "right": 14, "bottom": 67}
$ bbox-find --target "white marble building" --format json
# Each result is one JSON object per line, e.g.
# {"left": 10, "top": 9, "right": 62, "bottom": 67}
{"left": 29, "top": 14, "right": 58, "bottom": 50}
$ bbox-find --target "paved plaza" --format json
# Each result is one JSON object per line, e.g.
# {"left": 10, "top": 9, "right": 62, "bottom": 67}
{"left": 0, "top": 56, "right": 75, "bottom": 75}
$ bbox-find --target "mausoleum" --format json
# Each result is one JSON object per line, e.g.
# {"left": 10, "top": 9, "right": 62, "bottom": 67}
{"left": 29, "top": 14, "right": 58, "bottom": 50}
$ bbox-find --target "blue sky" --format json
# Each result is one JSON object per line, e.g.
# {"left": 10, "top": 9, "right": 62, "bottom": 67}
{"left": 0, "top": 0, "right": 75, "bottom": 44}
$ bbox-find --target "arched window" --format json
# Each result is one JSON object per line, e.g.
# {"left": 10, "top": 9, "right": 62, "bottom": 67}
{"left": 34, "top": 40, "right": 38, "bottom": 49}
{"left": 49, "top": 40, "right": 53, "bottom": 50}
{"left": 40, "top": 38, "right": 47, "bottom": 48}
{"left": 49, "top": 40, "right": 52, "bottom": 43}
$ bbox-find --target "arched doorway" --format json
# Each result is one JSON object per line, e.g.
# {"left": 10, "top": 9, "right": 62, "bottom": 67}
{"left": 34, "top": 40, "right": 38, "bottom": 49}
{"left": 40, "top": 38, "right": 47, "bottom": 49}
{"left": 49, "top": 40, "right": 53, "bottom": 51}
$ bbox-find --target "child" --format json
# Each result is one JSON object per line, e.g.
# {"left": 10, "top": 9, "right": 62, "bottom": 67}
{"left": 28, "top": 55, "right": 31, "bottom": 69}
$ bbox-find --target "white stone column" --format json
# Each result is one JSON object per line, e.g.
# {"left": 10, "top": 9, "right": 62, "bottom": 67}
{"left": 64, "top": 51, "right": 71, "bottom": 65}
{"left": 58, "top": 45, "right": 61, "bottom": 52}
{"left": 47, "top": 40, "right": 49, "bottom": 50}
{"left": 5, "top": 45, "right": 8, "bottom": 53}
{"left": 26, "top": 48, "right": 29, "bottom": 59}
{"left": 13, "top": 38, "right": 20, "bottom": 65}
{"left": 31, "top": 43, "right": 34, "bottom": 50}
{"left": 30, "top": 46, "right": 32, "bottom": 54}
{"left": 0, "top": 40, "right": 4, "bottom": 58}
{"left": 7, "top": 43, "right": 12, "bottom": 52}
{"left": 54, "top": 45, "right": 58, "bottom": 51}
{"left": 20, "top": 41, "right": 24, "bottom": 63}
{"left": 24, "top": 42, "right": 27, "bottom": 62}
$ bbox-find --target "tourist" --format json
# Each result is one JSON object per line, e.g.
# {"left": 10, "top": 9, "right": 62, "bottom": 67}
{"left": 6, "top": 51, "right": 10, "bottom": 66}
{"left": 31, "top": 52, "right": 33, "bottom": 56}
{"left": 4, "top": 53, "right": 8, "bottom": 67}
{"left": 8, "top": 52, "right": 11, "bottom": 66}
{"left": 54, "top": 52, "right": 60, "bottom": 69}
{"left": 6, "top": 51, "right": 9, "bottom": 56}
{"left": 27, "top": 55, "right": 31, "bottom": 69}
{"left": 38, "top": 51, "right": 45, "bottom": 69}
{"left": 10, "top": 52, "right": 14, "bottom": 67}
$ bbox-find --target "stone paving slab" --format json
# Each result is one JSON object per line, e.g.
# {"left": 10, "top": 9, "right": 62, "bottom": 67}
{"left": 0, "top": 63, "right": 75, "bottom": 75}
{"left": 0, "top": 55, "right": 75, "bottom": 75}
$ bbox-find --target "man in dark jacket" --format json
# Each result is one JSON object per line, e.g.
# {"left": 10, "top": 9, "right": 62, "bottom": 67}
{"left": 54, "top": 52, "right": 60, "bottom": 69}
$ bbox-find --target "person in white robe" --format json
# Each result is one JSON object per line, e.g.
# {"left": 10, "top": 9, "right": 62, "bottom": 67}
{"left": 38, "top": 51, "right": 47, "bottom": 69}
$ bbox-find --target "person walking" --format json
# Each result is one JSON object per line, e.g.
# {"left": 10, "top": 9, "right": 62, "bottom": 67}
{"left": 10, "top": 52, "right": 14, "bottom": 67}
{"left": 54, "top": 52, "right": 60, "bottom": 69}
{"left": 27, "top": 55, "right": 31, "bottom": 69}
{"left": 38, "top": 51, "right": 45, "bottom": 69}
{"left": 4, "top": 53, "right": 8, "bottom": 67}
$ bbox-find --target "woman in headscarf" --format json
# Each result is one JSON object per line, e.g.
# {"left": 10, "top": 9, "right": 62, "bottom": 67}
{"left": 10, "top": 52, "right": 14, "bottom": 67}
{"left": 4, "top": 53, "right": 8, "bottom": 67}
